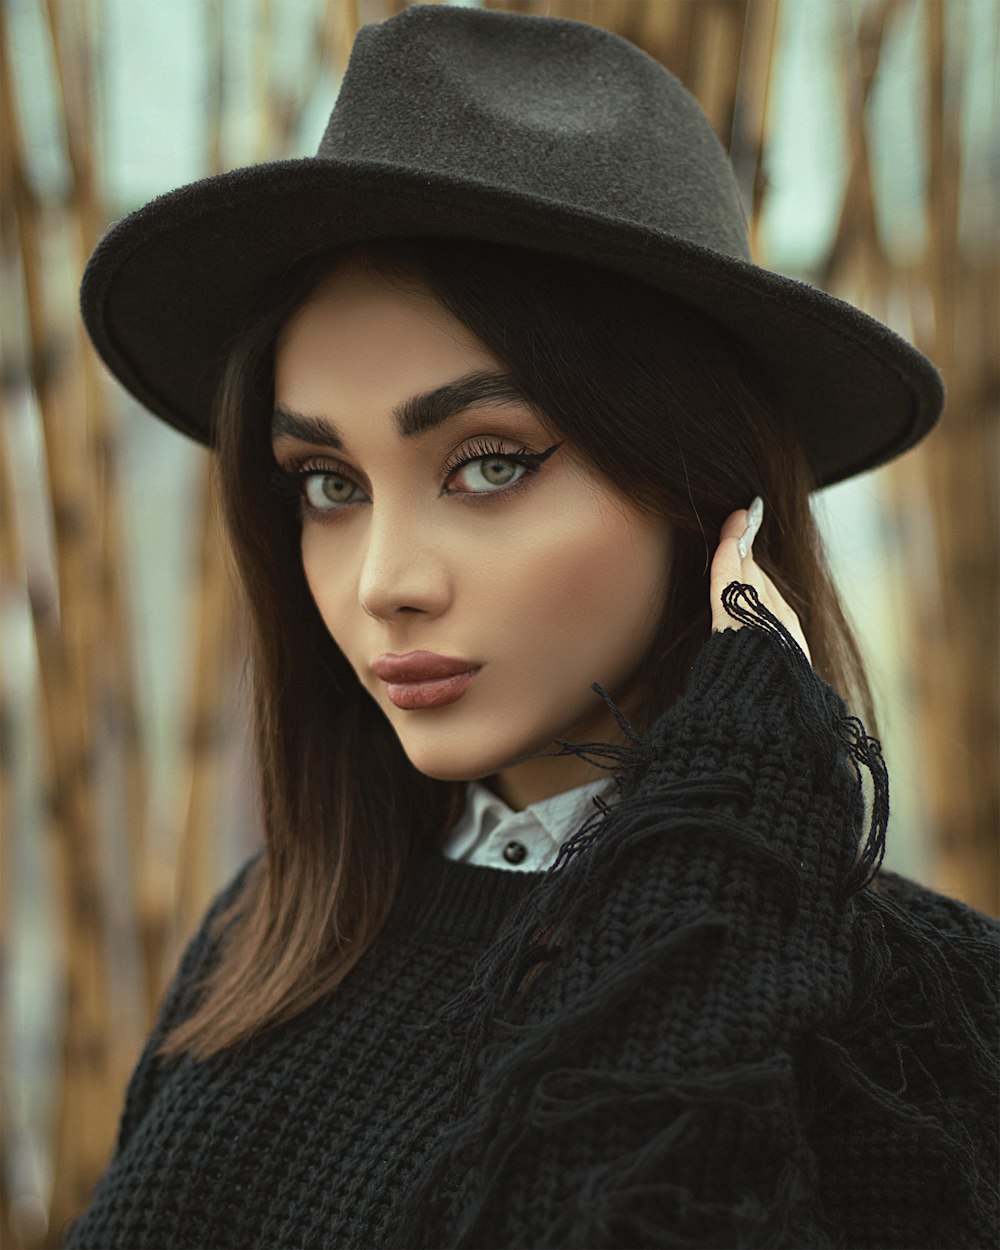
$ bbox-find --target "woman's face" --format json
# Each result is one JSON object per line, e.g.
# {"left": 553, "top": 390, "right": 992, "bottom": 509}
{"left": 272, "top": 261, "right": 672, "bottom": 809}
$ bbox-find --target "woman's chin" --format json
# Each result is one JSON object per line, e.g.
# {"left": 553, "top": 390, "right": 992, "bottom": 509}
{"left": 392, "top": 731, "right": 517, "bottom": 786}
{"left": 398, "top": 742, "right": 497, "bottom": 784}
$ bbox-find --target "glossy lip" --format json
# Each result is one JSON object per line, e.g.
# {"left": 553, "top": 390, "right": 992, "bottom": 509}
{"left": 383, "top": 669, "right": 480, "bottom": 710}
{"left": 371, "top": 650, "right": 480, "bottom": 683}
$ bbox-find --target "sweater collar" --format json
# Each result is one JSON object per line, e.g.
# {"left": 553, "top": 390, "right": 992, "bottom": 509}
{"left": 390, "top": 774, "right": 618, "bottom": 943}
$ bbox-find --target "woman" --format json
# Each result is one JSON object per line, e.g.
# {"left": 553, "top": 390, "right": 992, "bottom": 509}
{"left": 65, "top": 6, "right": 997, "bottom": 1249}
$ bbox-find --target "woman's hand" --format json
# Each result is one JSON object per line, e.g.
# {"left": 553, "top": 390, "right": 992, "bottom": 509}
{"left": 710, "top": 497, "right": 813, "bottom": 666}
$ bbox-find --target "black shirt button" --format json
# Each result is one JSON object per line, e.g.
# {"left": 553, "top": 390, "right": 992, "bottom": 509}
{"left": 502, "top": 840, "right": 527, "bottom": 864}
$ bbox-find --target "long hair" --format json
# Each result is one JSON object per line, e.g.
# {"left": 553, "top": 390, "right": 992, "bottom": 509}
{"left": 157, "top": 236, "right": 877, "bottom": 1060}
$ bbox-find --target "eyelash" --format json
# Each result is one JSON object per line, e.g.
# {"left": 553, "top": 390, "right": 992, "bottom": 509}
{"left": 269, "top": 437, "right": 563, "bottom": 521}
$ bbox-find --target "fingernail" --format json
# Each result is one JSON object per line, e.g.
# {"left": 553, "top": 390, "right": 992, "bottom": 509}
{"left": 736, "top": 496, "right": 763, "bottom": 559}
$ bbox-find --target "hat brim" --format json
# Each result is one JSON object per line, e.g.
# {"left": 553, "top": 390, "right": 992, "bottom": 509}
{"left": 80, "top": 159, "right": 942, "bottom": 489}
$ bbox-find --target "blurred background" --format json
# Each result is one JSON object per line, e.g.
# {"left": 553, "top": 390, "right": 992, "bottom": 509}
{"left": 1, "top": 0, "right": 997, "bottom": 1245}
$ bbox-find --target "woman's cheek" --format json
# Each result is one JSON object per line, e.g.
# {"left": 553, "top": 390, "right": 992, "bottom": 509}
{"left": 302, "top": 535, "right": 352, "bottom": 631}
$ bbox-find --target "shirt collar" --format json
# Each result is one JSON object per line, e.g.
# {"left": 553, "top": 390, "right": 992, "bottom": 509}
{"left": 441, "top": 773, "right": 618, "bottom": 872}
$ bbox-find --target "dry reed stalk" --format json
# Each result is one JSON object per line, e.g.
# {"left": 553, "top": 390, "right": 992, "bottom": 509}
{"left": 327, "top": 0, "right": 364, "bottom": 74}
{"left": 0, "top": 415, "right": 18, "bottom": 901}
{"left": 636, "top": 0, "right": 688, "bottom": 52}
{"left": 738, "top": 0, "right": 781, "bottom": 255}
{"left": 0, "top": 9, "right": 121, "bottom": 1239}
{"left": 207, "top": 0, "right": 226, "bottom": 178}
{"left": 665, "top": 0, "right": 696, "bottom": 85}
{"left": 0, "top": 389, "right": 64, "bottom": 1250}
{"left": 0, "top": 1115, "right": 27, "bottom": 1250}
{"left": 488, "top": 0, "right": 547, "bottom": 18}
{"left": 46, "top": 0, "right": 155, "bottom": 1190}
{"left": 0, "top": 413, "right": 24, "bottom": 1250}
{"left": 822, "top": 0, "right": 901, "bottom": 312}
{"left": 252, "top": 0, "right": 278, "bottom": 161}
{"left": 948, "top": 255, "right": 999, "bottom": 915}
{"left": 0, "top": 1075, "right": 29, "bottom": 1250}
{"left": 272, "top": 0, "right": 345, "bottom": 156}
{"left": 43, "top": 0, "right": 101, "bottom": 253}
{"left": 43, "top": 0, "right": 156, "bottom": 1047}
{"left": 687, "top": 0, "right": 747, "bottom": 149}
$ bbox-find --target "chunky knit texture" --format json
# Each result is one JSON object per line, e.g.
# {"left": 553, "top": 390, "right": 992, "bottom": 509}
{"left": 63, "top": 587, "right": 999, "bottom": 1249}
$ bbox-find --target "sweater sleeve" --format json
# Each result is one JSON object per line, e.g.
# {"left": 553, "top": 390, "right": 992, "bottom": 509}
{"left": 384, "top": 583, "right": 990, "bottom": 1249}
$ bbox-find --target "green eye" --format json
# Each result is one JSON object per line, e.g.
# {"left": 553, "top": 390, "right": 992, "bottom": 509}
{"left": 480, "top": 455, "right": 520, "bottom": 482}
{"left": 441, "top": 438, "right": 564, "bottom": 497}
{"left": 304, "top": 473, "right": 360, "bottom": 509}
{"left": 458, "top": 457, "right": 522, "bottom": 491}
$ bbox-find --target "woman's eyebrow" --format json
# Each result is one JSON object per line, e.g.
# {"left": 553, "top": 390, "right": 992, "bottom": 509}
{"left": 271, "top": 370, "right": 532, "bottom": 449}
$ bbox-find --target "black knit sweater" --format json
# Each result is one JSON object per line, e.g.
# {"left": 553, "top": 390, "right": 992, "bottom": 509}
{"left": 63, "top": 587, "right": 999, "bottom": 1249}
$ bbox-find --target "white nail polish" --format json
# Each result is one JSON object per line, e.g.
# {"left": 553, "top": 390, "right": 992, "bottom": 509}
{"left": 735, "top": 497, "right": 763, "bottom": 559}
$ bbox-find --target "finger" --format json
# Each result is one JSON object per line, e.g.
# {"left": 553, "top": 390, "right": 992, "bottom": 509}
{"left": 719, "top": 507, "right": 750, "bottom": 545}
{"left": 734, "top": 495, "right": 764, "bottom": 558}
{"left": 759, "top": 567, "right": 812, "bottom": 663}
{"left": 710, "top": 505, "right": 763, "bottom": 632}
{"left": 750, "top": 561, "right": 813, "bottom": 664}
{"left": 710, "top": 513, "right": 745, "bottom": 632}
{"left": 710, "top": 501, "right": 813, "bottom": 664}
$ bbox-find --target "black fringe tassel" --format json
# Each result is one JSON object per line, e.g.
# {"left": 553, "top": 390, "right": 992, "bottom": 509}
{"left": 723, "top": 582, "right": 890, "bottom": 902}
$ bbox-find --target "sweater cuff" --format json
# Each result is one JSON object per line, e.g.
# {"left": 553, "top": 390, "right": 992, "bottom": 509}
{"left": 616, "top": 586, "right": 888, "bottom": 903}
{"left": 659, "top": 580, "right": 856, "bottom": 766}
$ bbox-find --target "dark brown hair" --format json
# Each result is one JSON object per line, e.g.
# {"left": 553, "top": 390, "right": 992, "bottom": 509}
{"left": 157, "top": 236, "right": 877, "bottom": 1061}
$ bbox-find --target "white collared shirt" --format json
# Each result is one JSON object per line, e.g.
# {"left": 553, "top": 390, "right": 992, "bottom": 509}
{"left": 441, "top": 774, "right": 618, "bottom": 873}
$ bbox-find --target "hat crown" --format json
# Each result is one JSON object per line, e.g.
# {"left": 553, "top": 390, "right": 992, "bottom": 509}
{"left": 318, "top": 3, "right": 751, "bottom": 261}
{"left": 79, "top": 1, "right": 942, "bottom": 479}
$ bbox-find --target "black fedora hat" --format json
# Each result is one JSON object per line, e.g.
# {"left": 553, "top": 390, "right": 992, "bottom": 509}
{"left": 80, "top": 2, "right": 942, "bottom": 489}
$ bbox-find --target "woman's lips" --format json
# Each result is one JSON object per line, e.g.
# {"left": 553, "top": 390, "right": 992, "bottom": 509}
{"left": 371, "top": 651, "right": 482, "bottom": 709}
{"left": 383, "top": 669, "right": 480, "bottom": 709}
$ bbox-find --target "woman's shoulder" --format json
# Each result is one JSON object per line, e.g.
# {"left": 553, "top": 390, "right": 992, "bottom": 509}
{"left": 193, "top": 848, "right": 264, "bottom": 943}
{"left": 166, "top": 850, "right": 265, "bottom": 1005}
{"left": 870, "top": 866, "right": 1000, "bottom": 943}
{"left": 858, "top": 867, "right": 998, "bottom": 1043}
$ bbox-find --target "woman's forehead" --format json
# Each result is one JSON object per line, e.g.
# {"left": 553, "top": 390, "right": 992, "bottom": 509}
{"left": 272, "top": 273, "right": 552, "bottom": 452}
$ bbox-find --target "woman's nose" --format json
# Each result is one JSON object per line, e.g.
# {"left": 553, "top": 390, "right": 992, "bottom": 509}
{"left": 357, "top": 509, "right": 452, "bottom": 621}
